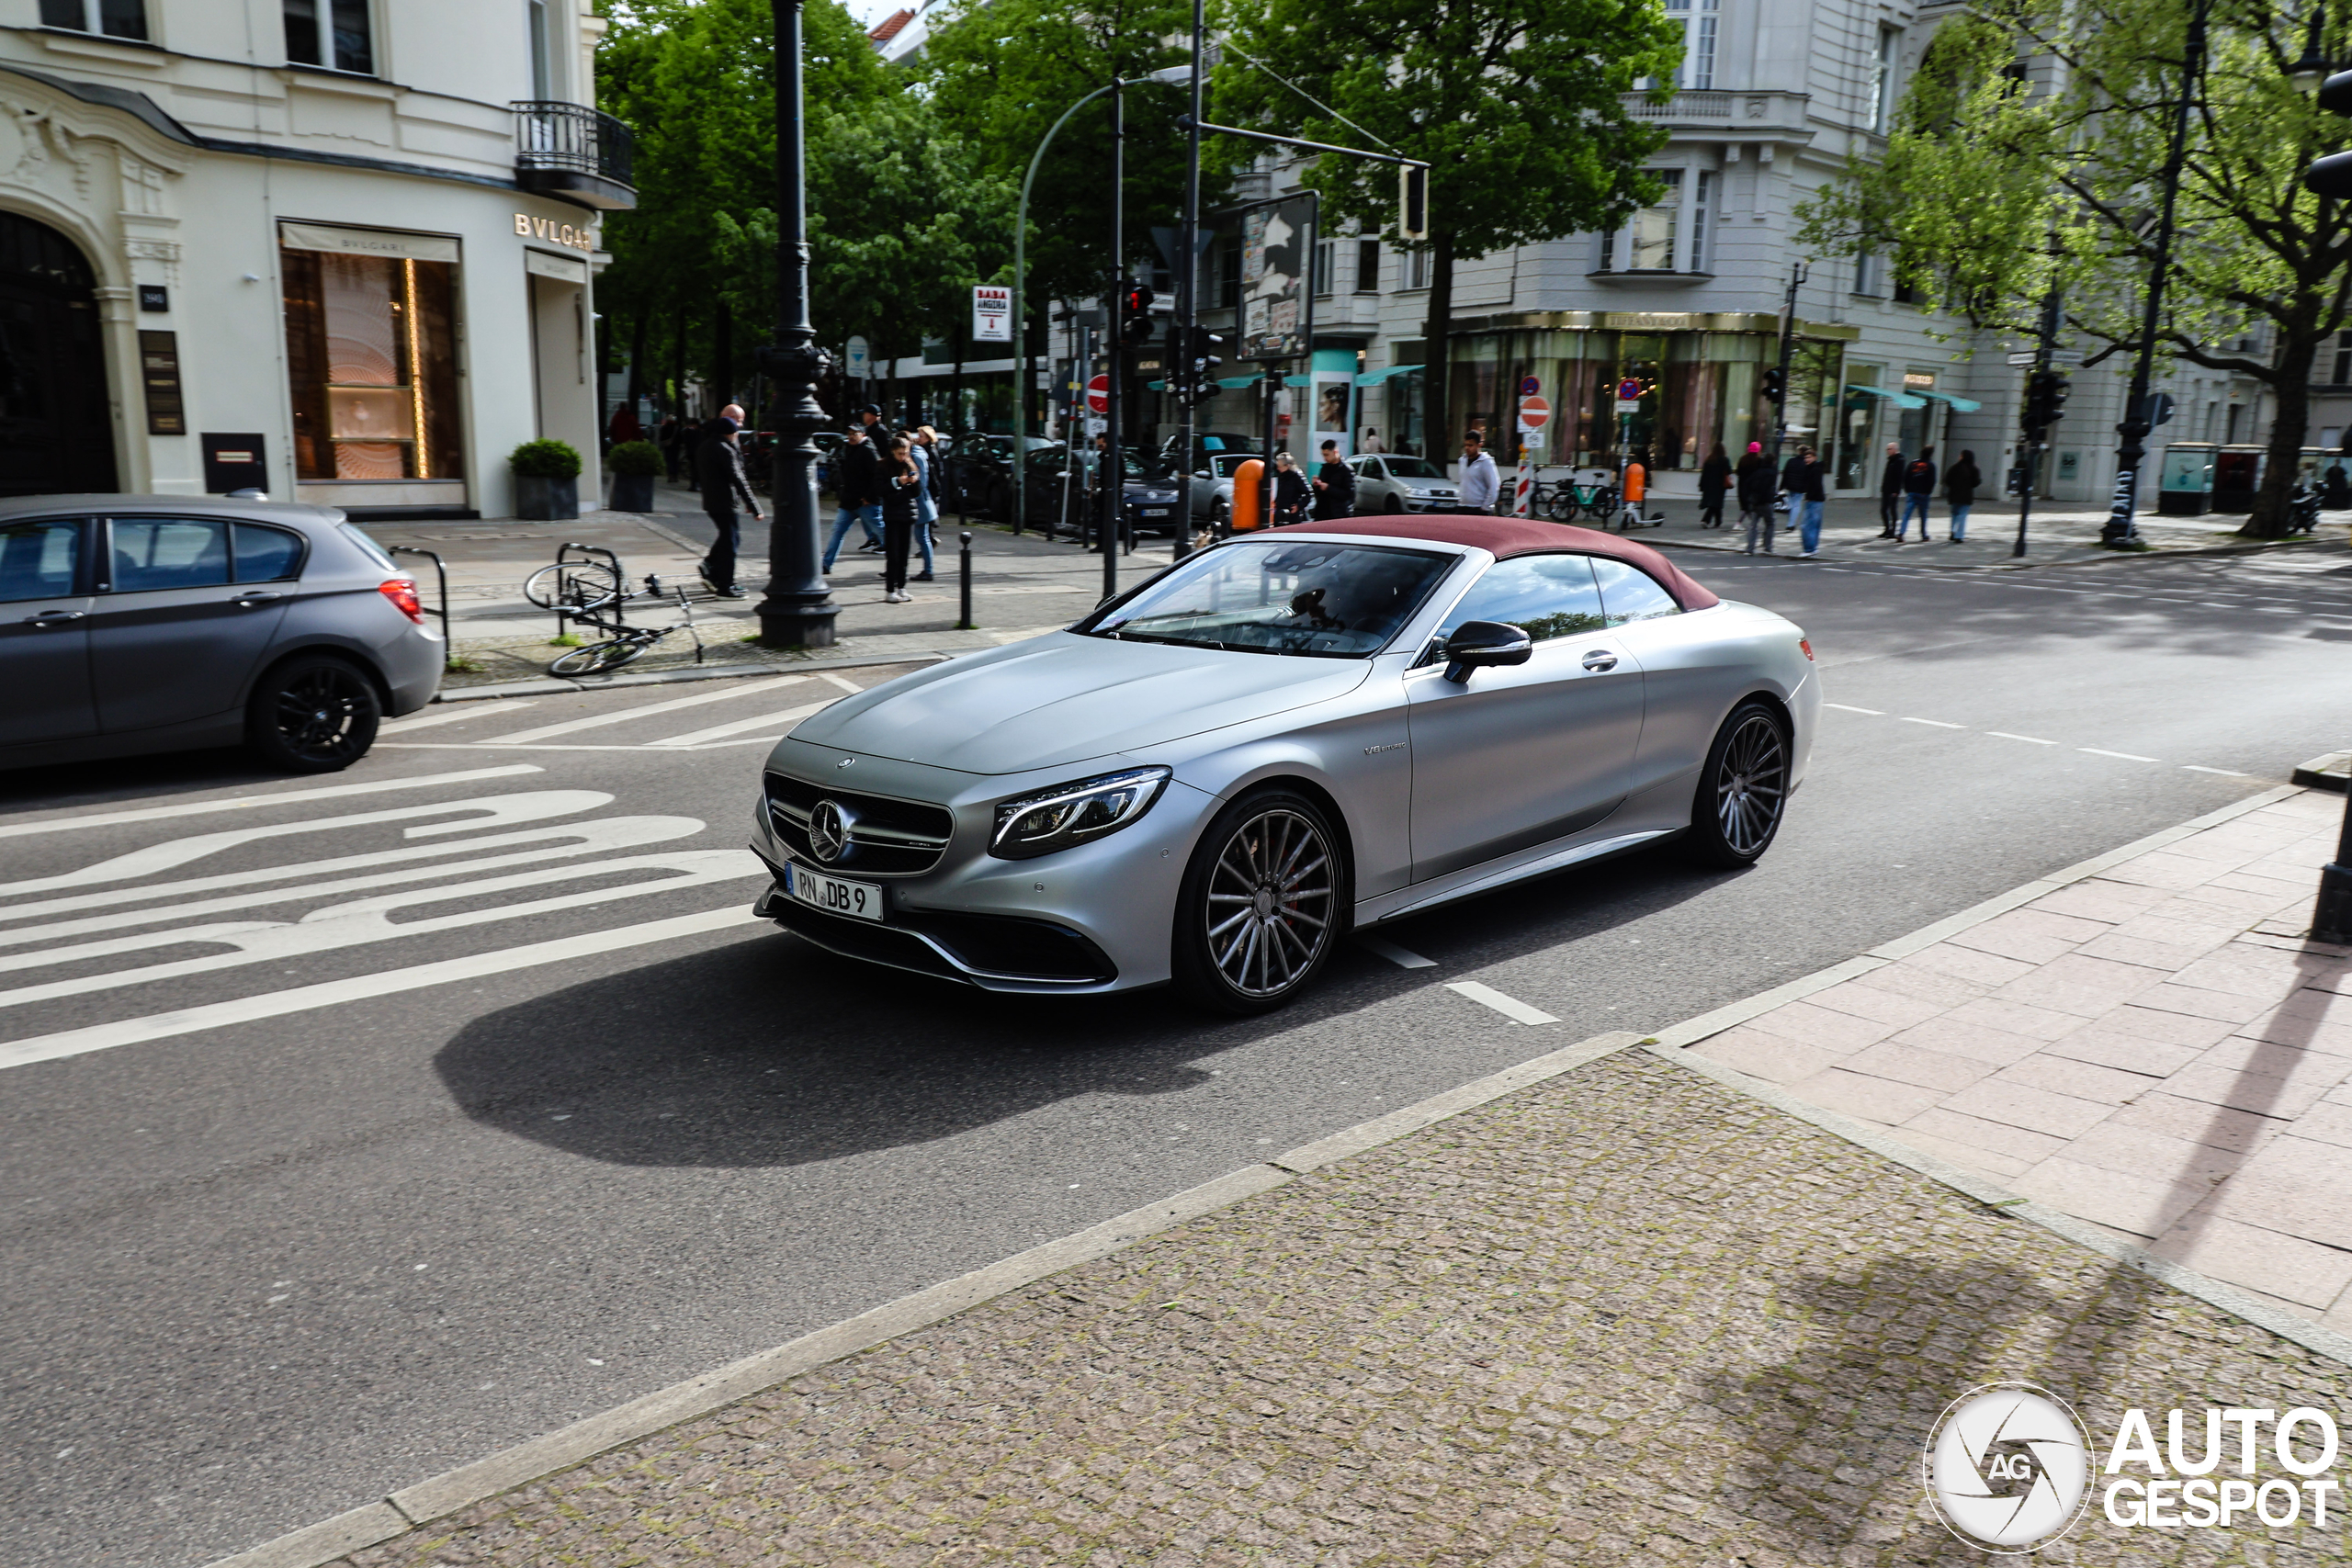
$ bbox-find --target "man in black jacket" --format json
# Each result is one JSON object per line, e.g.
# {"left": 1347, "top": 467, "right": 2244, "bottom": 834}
{"left": 1782, "top": 444, "right": 1827, "bottom": 558}
{"left": 1877, "top": 441, "right": 1905, "bottom": 537}
{"left": 821, "top": 424, "right": 884, "bottom": 573}
{"left": 695, "top": 408, "right": 761, "bottom": 597}
{"left": 1311, "top": 439, "right": 1356, "bottom": 519}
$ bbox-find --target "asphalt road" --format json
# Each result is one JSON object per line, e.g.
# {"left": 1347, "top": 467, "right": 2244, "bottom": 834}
{"left": 6, "top": 544, "right": 2350, "bottom": 1568}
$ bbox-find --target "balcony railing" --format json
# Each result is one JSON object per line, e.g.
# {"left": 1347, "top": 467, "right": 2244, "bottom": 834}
{"left": 513, "top": 102, "right": 637, "bottom": 207}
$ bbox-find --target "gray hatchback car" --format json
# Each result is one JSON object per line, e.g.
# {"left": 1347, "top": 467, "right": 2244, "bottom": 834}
{"left": 0, "top": 495, "right": 443, "bottom": 773}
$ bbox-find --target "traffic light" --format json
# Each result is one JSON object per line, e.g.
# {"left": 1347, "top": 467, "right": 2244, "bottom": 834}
{"left": 2021, "top": 369, "right": 2071, "bottom": 441}
{"left": 1118, "top": 282, "right": 1156, "bottom": 347}
{"left": 1167, "top": 324, "right": 1223, "bottom": 405}
{"left": 1760, "top": 367, "right": 1784, "bottom": 405}
{"left": 1399, "top": 164, "right": 1430, "bottom": 242}
{"left": 2306, "top": 72, "right": 2352, "bottom": 196}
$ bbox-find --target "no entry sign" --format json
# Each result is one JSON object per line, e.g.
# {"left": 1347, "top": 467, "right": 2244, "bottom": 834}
{"left": 1086, "top": 374, "right": 1110, "bottom": 414}
{"left": 1517, "top": 394, "right": 1551, "bottom": 434}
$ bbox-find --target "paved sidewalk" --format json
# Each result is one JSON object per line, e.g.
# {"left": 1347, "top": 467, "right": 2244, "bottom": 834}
{"left": 1695, "top": 787, "right": 2352, "bottom": 1326}
{"left": 317, "top": 1047, "right": 2352, "bottom": 1568}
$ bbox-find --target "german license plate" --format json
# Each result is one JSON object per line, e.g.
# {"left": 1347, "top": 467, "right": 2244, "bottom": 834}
{"left": 1141, "top": 508, "right": 1170, "bottom": 517}
{"left": 786, "top": 863, "right": 885, "bottom": 921}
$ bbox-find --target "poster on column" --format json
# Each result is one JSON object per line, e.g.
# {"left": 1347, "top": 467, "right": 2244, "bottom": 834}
{"left": 1311, "top": 370, "right": 1354, "bottom": 460}
{"left": 1238, "top": 192, "right": 1317, "bottom": 362}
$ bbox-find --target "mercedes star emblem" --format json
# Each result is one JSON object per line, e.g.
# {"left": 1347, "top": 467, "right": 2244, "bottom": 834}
{"left": 808, "top": 799, "right": 854, "bottom": 863}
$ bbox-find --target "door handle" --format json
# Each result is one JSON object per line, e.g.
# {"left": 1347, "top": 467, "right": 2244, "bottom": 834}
{"left": 231, "top": 591, "right": 283, "bottom": 606}
{"left": 1581, "top": 649, "right": 1618, "bottom": 671}
{"left": 23, "top": 610, "right": 85, "bottom": 626}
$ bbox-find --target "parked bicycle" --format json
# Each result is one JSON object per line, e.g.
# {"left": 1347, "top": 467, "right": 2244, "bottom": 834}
{"left": 523, "top": 543, "right": 708, "bottom": 676}
{"left": 1543, "top": 472, "right": 1618, "bottom": 523}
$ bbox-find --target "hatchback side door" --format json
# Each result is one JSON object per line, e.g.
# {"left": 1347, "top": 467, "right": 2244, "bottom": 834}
{"left": 88, "top": 515, "right": 298, "bottom": 733}
{"left": 0, "top": 514, "right": 96, "bottom": 746}
{"left": 1404, "top": 553, "right": 1646, "bottom": 882}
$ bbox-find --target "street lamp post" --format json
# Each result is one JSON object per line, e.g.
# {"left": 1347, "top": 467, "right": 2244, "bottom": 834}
{"left": 2102, "top": 0, "right": 2213, "bottom": 547}
{"left": 752, "top": 0, "right": 839, "bottom": 649}
{"left": 1012, "top": 83, "right": 1118, "bottom": 539}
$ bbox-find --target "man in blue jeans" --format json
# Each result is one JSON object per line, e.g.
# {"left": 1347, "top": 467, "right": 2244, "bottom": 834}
{"left": 1785, "top": 444, "right": 1827, "bottom": 557}
{"left": 820, "top": 424, "right": 883, "bottom": 573}
{"left": 1897, "top": 446, "right": 1939, "bottom": 542}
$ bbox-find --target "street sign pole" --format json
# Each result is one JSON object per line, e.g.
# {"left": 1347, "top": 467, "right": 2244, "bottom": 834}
{"left": 1175, "top": 0, "right": 1205, "bottom": 560}
{"left": 1768, "top": 261, "right": 1805, "bottom": 469}
{"left": 1100, "top": 77, "right": 1124, "bottom": 604}
{"left": 2016, "top": 281, "right": 2061, "bottom": 559}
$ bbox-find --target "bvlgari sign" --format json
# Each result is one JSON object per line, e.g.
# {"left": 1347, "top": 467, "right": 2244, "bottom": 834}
{"left": 514, "top": 214, "right": 596, "bottom": 254}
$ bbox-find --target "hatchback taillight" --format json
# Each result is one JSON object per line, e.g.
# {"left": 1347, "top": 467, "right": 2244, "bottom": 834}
{"left": 379, "top": 579, "right": 426, "bottom": 624}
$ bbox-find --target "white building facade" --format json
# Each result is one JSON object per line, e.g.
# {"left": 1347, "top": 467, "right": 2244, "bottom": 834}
{"left": 0, "top": 0, "right": 631, "bottom": 517}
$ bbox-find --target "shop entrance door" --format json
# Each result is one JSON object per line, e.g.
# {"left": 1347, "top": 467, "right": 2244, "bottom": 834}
{"left": 0, "top": 212, "right": 118, "bottom": 497}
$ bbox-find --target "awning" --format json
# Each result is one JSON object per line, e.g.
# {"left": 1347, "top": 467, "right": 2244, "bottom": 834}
{"left": 1354, "top": 363, "right": 1425, "bottom": 388}
{"left": 1845, "top": 382, "right": 1927, "bottom": 411}
{"left": 1913, "top": 389, "right": 1984, "bottom": 412}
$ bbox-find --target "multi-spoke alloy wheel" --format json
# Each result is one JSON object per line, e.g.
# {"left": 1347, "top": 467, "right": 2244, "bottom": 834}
{"left": 1687, "top": 703, "right": 1791, "bottom": 867}
{"left": 1175, "top": 791, "right": 1348, "bottom": 1013}
{"left": 245, "top": 655, "right": 381, "bottom": 773}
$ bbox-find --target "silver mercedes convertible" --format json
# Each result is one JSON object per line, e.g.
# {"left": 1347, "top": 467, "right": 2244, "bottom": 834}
{"left": 752, "top": 515, "right": 1819, "bottom": 1012}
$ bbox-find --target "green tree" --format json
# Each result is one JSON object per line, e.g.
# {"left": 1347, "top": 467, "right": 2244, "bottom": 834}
{"left": 1796, "top": 5, "right": 2352, "bottom": 536}
{"left": 1218, "top": 0, "right": 1681, "bottom": 444}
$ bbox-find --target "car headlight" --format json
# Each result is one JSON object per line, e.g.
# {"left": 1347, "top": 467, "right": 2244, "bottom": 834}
{"left": 990, "top": 766, "right": 1170, "bottom": 860}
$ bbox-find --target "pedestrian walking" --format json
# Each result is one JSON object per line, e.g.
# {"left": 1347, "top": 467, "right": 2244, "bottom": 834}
{"left": 657, "top": 414, "right": 682, "bottom": 482}
{"left": 908, "top": 425, "right": 941, "bottom": 581}
{"left": 1270, "top": 451, "right": 1312, "bottom": 526}
{"left": 1784, "top": 445, "right": 1827, "bottom": 557}
{"left": 879, "top": 435, "right": 922, "bottom": 603}
{"left": 1455, "top": 428, "right": 1500, "bottom": 513}
{"left": 606, "top": 402, "right": 641, "bottom": 453}
{"left": 1898, "top": 446, "right": 1938, "bottom": 542}
{"left": 820, "top": 424, "right": 885, "bottom": 572}
{"left": 2325, "top": 460, "right": 2352, "bottom": 511}
{"left": 1736, "top": 440, "right": 1775, "bottom": 554}
{"left": 1698, "top": 441, "right": 1731, "bottom": 528}
{"left": 855, "top": 403, "right": 889, "bottom": 448}
{"left": 1944, "top": 449, "right": 1982, "bottom": 542}
{"left": 1360, "top": 426, "right": 1385, "bottom": 454}
{"left": 1312, "top": 439, "right": 1356, "bottom": 520}
{"left": 1878, "top": 441, "right": 1905, "bottom": 536}
{"left": 694, "top": 404, "right": 760, "bottom": 598}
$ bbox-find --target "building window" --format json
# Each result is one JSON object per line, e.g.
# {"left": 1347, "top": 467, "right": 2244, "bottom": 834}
{"left": 1355, "top": 239, "right": 1381, "bottom": 294}
{"left": 1400, "top": 248, "right": 1430, "bottom": 290}
{"left": 528, "top": 0, "right": 553, "bottom": 99}
{"left": 1870, "top": 27, "right": 1900, "bottom": 132}
{"left": 1312, "top": 240, "right": 1334, "bottom": 297}
{"left": 1853, "top": 249, "right": 1877, "bottom": 296}
{"left": 40, "top": 0, "right": 148, "bottom": 39}
{"left": 286, "top": 0, "right": 376, "bottom": 75}
{"left": 1629, "top": 170, "right": 1683, "bottom": 270}
{"left": 280, "top": 247, "right": 466, "bottom": 482}
{"left": 1219, "top": 243, "right": 1240, "bottom": 309}
{"left": 1690, "top": 170, "right": 1713, "bottom": 272}
{"left": 2334, "top": 330, "right": 2352, "bottom": 385}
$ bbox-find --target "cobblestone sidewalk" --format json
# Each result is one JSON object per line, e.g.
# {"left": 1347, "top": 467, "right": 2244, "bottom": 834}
{"left": 1694, "top": 787, "right": 2352, "bottom": 1332}
{"left": 322, "top": 1044, "right": 2352, "bottom": 1568}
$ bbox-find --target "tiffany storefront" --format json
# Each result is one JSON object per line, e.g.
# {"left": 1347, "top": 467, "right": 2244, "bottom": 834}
{"left": 1439, "top": 311, "right": 1860, "bottom": 477}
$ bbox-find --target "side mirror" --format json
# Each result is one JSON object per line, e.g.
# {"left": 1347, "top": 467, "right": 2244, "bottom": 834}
{"left": 1442, "top": 620, "right": 1532, "bottom": 683}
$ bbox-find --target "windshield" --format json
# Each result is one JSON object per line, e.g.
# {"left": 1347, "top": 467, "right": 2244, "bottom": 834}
{"left": 1082, "top": 539, "right": 1456, "bottom": 659}
{"left": 1382, "top": 458, "right": 1449, "bottom": 480}
{"left": 1210, "top": 454, "right": 1261, "bottom": 478}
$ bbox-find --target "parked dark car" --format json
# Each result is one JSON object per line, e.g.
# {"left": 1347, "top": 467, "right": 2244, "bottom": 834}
{"left": 944, "top": 434, "right": 1057, "bottom": 518}
{"left": 1020, "top": 444, "right": 1184, "bottom": 536}
{"left": 1160, "top": 431, "right": 1261, "bottom": 472}
{"left": 0, "top": 495, "right": 444, "bottom": 773}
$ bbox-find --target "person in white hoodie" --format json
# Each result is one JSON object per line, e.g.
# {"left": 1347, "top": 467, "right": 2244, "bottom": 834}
{"left": 1456, "top": 428, "right": 1500, "bottom": 513}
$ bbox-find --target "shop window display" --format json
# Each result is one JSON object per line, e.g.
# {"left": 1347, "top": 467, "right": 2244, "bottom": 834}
{"left": 281, "top": 248, "right": 466, "bottom": 484}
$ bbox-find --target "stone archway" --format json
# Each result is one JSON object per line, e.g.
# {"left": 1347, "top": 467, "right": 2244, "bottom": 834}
{"left": 0, "top": 209, "right": 118, "bottom": 496}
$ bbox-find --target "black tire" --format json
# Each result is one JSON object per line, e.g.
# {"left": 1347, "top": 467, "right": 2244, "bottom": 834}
{"left": 1685, "top": 702, "right": 1792, "bottom": 868}
{"left": 1383, "top": 495, "right": 1406, "bottom": 514}
{"left": 245, "top": 655, "right": 381, "bottom": 773}
{"left": 1172, "top": 788, "right": 1349, "bottom": 1014}
{"left": 549, "top": 639, "right": 647, "bottom": 677}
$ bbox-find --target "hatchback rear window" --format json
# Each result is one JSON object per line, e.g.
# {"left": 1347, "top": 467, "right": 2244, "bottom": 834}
{"left": 233, "top": 523, "right": 304, "bottom": 581}
{"left": 339, "top": 523, "right": 398, "bottom": 571}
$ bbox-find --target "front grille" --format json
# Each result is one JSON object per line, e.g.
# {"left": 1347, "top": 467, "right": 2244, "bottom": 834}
{"left": 758, "top": 887, "right": 1116, "bottom": 987}
{"left": 764, "top": 772, "right": 954, "bottom": 875}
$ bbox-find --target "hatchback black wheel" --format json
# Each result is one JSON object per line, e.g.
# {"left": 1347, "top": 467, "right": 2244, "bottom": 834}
{"left": 1173, "top": 789, "right": 1348, "bottom": 1013}
{"left": 245, "top": 656, "right": 381, "bottom": 773}
{"left": 1685, "top": 702, "right": 1790, "bottom": 867}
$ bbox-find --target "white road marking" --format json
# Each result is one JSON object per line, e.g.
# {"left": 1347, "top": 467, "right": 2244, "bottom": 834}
{"left": 1359, "top": 937, "right": 1436, "bottom": 969}
{"left": 1825, "top": 703, "right": 1885, "bottom": 715}
{"left": 818, "top": 673, "right": 866, "bottom": 694}
{"left": 648, "top": 700, "right": 836, "bottom": 749}
{"left": 2183, "top": 765, "right": 2253, "bottom": 776}
{"left": 0, "top": 767, "right": 541, "bottom": 841}
{"left": 1899, "top": 717, "right": 1964, "bottom": 728}
{"left": 1445, "top": 982, "right": 1559, "bottom": 1025}
{"left": 379, "top": 702, "right": 538, "bottom": 734}
{"left": 1987, "top": 732, "right": 2058, "bottom": 745}
{"left": 0, "top": 906, "right": 761, "bottom": 1073}
{"left": 378, "top": 741, "right": 728, "bottom": 752}
{"left": 2079, "top": 748, "right": 2160, "bottom": 762}
{"left": 480, "top": 675, "right": 815, "bottom": 744}
{"left": 0, "top": 851, "right": 762, "bottom": 1013}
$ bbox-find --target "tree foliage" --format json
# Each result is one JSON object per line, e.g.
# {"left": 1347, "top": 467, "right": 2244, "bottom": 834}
{"left": 1218, "top": 0, "right": 1681, "bottom": 441}
{"left": 1796, "top": 1, "right": 2352, "bottom": 533}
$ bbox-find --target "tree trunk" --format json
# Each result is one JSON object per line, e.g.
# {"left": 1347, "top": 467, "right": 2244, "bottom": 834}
{"left": 712, "top": 299, "right": 733, "bottom": 412}
{"left": 2245, "top": 333, "right": 2318, "bottom": 538}
{"left": 670, "top": 304, "right": 686, "bottom": 417}
{"left": 1420, "top": 231, "right": 1456, "bottom": 460}
{"left": 626, "top": 306, "right": 649, "bottom": 412}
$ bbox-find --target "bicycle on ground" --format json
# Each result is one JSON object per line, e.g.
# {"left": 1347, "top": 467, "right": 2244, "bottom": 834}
{"left": 523, "top": 543, "right": 709, "bottom": 676}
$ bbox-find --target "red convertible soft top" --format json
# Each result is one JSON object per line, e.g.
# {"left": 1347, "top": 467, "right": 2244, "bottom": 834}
{"left": 1269, "top": 514, "right": 1721, "bottom": 612}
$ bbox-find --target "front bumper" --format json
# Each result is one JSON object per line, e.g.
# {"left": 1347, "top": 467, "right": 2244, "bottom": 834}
{"left": 749, "top": 741, "right": 1209, "bottom": 994}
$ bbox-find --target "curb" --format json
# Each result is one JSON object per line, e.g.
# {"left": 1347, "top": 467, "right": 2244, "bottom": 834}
{"left": 429, "top": 650, "right": 951, "bottom": 703}
{"left": 2293, "top": 750, "right": 2351, "bottom": 794}
{"left": 199, "top": 783, "right": 2327, "bottom": 1568}
{"left": 1645, "top": 531, "right": 2337, "bottom": 573}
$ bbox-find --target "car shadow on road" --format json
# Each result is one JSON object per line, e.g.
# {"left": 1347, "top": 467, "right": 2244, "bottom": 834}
{"left": 435, "top": 850, "right": 1739, "bottom": 1169}
{"left": 0, "top": 745, "right": 296, "bottom": 817}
